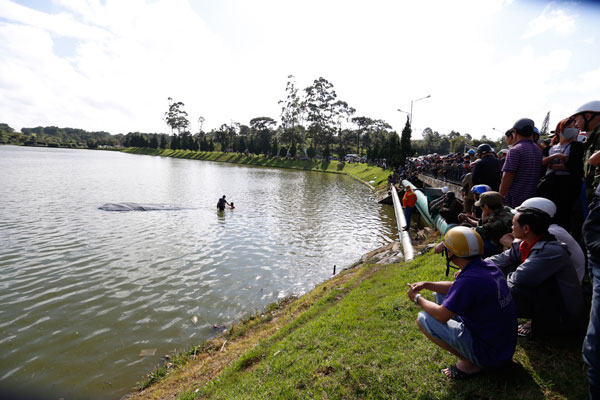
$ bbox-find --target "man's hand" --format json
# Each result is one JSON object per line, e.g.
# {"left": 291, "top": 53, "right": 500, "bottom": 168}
{"left": 406, "top": 283, "right": 418, "bottom": 302}
{"left": 481, "top": 212, "right": 489, "bottom": 223}
{"left": 553, "top": 153, "right": 568, "bottom": 161}
{"left": 434, "top": 242, "right": 445, "bottom": 254}
{"left": 408, "top": 282, "right": 428, "bottom": 292}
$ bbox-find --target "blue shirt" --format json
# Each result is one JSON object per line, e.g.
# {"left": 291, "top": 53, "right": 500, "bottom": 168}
{"left": 442, "top": 258, "right": 517, "bottom": 367}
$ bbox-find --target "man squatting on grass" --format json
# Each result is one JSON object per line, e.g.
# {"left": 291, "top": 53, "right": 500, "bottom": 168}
{"left": 407, "top": 226, "right": 517, "bottom": 379}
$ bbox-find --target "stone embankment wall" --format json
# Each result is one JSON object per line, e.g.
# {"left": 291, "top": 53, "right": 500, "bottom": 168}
{"left": 417, "top": 174, "right": 464, "bottom": 201}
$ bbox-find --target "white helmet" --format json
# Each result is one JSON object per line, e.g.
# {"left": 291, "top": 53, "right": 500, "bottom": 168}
{"left": 574, "top": 101, "right": 600, "bottom": 115}
{"left": 516, "top": 197, "right": 557, "bottom": 218}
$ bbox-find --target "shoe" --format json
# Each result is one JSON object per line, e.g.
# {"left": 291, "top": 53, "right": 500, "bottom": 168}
{"left": 517, "top": 322, "right": 532, "bottom": 337}
{"left": 443, "top": 365, "right": 480, "bottom": 380}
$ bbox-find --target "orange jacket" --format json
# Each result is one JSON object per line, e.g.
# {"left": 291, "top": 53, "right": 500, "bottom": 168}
{"left": 402, "top": 190, "right": 417, "bottom": 208}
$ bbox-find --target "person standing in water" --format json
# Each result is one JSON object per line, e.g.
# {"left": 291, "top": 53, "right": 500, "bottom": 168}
{"left": 217, "top": 195, "right": 230, "bottom": 211}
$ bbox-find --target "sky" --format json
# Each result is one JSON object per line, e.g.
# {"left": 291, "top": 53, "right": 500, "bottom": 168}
{"left": 1, "top": 0, "right": 599, "bottom": 140}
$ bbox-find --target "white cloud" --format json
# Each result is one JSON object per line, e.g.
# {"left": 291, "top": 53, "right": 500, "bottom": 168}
{"left": 523, "top": 2, "right": 576, "bottom": 39}
{"left": 0, "top": 0, "right": 599, "bottom": 141}
{"left": 0, "top": 0, "right": 234, "bottom": 133}
{"left": 0, "top": 0, "right": 108, "bottom": 40}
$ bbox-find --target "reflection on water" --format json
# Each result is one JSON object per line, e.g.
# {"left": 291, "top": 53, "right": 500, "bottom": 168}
{"left": 0, "top": 146, "right": 397, "bottom": 399}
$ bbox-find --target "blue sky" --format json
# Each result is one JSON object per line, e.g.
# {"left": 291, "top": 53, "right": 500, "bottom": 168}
{"left": 1, "top": 0, "right": 599, "bottom": 139}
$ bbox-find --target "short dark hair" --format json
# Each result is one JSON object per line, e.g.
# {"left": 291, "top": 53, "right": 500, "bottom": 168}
{"left": 488, "top": 202, "right": 503, "bottom": 211}
{"left": 517, "top": 209, "right": 550, "bottom": 235}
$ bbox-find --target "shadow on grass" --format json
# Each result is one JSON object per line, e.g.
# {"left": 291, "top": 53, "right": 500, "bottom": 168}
{"left": 518, "top": 332, "right": 589, "bottom": 399}
{"left": 320, "top": 161, "right": 330, "bottom": 170}
{"left": 439, "top": 361, "right": 546, "bottom": 400}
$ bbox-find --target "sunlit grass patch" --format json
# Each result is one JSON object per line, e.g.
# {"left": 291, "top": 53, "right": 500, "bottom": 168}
{"left": 170, "top": 252, "right": 588, "bottom": 399}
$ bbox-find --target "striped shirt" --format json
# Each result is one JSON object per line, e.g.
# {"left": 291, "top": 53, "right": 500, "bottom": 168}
{"left": 502, "top": 139, "right": 543, "bottom": 207}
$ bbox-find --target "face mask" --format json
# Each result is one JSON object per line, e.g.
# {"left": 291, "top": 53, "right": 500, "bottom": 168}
{"left": 561, "top": 127, "right": 579, "bottom": 140}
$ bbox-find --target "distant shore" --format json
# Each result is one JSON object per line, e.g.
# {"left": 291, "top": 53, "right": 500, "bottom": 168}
{"left": 120, "top": 147, "right": 389, "bottom": 192}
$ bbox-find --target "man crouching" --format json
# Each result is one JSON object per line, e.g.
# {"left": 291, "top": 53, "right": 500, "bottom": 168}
{"left": 407, "top": 226, "right": 517, "bottom": 379}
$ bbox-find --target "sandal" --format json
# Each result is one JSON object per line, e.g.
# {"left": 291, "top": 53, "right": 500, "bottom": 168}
{"left": 517, "top": 322, "right": 532, "bottom": 337}
{"left": 443, "top": 365, "right": 480, "bottom": 380}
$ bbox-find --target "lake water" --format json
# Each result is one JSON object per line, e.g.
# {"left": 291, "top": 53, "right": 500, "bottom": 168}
{"left": 0, "top": 146, "right": 398, "bottom": 399}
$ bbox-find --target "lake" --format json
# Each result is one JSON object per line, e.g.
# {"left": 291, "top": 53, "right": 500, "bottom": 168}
{"left": 0, "top": 146, "right": 398, "bottom": 399}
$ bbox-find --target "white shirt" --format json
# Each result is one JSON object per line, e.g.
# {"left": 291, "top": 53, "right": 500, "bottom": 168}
{"left": 549, "top": 224, "right": 585, "bottom": 283}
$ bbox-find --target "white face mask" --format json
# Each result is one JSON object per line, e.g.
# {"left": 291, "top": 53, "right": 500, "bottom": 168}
{"left": 561, "top": 127, "right": 579, "bottom": 140}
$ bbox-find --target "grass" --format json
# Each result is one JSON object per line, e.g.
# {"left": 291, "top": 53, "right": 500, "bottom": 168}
{"left": 131, "top": 249, "right": 589, "bottom": 400}
{"left": 120, "top": 148, "right": 391, "bottom": 190}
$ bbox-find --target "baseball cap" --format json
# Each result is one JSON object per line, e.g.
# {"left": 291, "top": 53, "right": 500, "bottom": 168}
{"left": 513, "top": 118, "right": 534, "bottom": 130}
{"left": 474, "top": 191, "right": 502, "bottom": 208}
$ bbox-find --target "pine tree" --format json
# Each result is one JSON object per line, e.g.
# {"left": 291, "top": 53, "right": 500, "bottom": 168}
{"left": 540, "top": 111, "right": 550, "bottom": 137}
{"left": 400, "top": 116, "right": 413, "bottom": 166}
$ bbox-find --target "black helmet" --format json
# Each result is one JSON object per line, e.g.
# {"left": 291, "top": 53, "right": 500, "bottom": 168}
{"left": 477, "top": 144, "right": 492, "bottom": 154}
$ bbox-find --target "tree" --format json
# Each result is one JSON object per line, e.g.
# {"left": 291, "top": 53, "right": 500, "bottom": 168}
{"left": 290, "top": 142, "right": 297, "bottom": 157}
{"left": 164, "top": 97, "right": 190, "bottom": 135}
{"left": 214, "top": 126, "right": 229, "bottom": 151}
{"left": 86, "top": 138, "right": 98, "bottom": 149}
{"left": 279, "top": 75, "right": 304, "bottom": 130}
{"left": 540, "top": 111, "right": 550, "bottom": 137}
{"left": 304, "top": 77, "right": 338, "bottom": 152}
{"left": 171, "top": 134, "right": 181, "bottom": 150}
{"left": 450, "top": 136, "right": 467, "bottom": 153}
{"left": 0, "top": 123, "right": 15, "bottom": 144}
{"left": 352, "top": 116, "right": 375, "bottom": 156}
{"left": 250, "top": 117, "right": 276, "bottom": 155}
{"left": 149, "top": 134, "right": 159, "bottom": 149}
{"left": 448, "top": 130, "right": 461, "bottom": 140}
{"left": 159, "top": 135, "right": 168, "bottom": 149}
{"left": 400, "top": 116, "right": 413, "bottom": 166}
{"left": 197, "top": 116, "right": 205, "bottom": 133}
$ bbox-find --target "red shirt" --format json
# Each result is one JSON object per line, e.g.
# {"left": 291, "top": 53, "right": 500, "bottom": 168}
{"left": 519, "top": 235, "right": 543, "bottom": 262}
{"left": 402, "top": 190, "right": 417, "bottom": 208}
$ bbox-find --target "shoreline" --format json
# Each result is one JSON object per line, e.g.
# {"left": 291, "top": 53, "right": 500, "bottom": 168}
{"left": 119, "top": 148, "right": 384, "bottom": 192}
{"left": 126, "top": 238, "right": 415, "bottom": 399}
{"left": 127, "top": 229, "right": 440, "bottom": 399}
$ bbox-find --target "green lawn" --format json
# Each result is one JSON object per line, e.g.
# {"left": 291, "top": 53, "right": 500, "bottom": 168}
{"left": 170, "top": 250, "right": 588, "bottom": 399}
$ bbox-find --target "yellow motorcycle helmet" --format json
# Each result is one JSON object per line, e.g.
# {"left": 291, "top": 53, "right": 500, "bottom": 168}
{"left": 443, "top": 226, "right": 483, "bottom": 258}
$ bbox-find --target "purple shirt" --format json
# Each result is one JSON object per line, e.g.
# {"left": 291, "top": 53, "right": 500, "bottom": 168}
{"left": 502, "top": 139, "right": 543, "bottom": 207}
{"left": 442, "top": 259, "right": 517, "bottom": 367}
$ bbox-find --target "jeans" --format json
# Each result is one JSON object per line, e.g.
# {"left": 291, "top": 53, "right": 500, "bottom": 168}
{"left": 584, "top": 258, "right": 600, "bottom": 399}
{"left": 404, "top": 206, "right": 414, "bottom": 229}
{"left": 417, "top": 292, "right": 482, "bottom": 368}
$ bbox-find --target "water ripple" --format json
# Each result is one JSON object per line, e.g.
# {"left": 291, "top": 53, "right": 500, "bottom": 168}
{"left": 0, "top": 146, "right": 398, "bottom": 399}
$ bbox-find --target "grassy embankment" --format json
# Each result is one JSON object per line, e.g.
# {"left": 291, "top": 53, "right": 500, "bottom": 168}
{"left": 124, "top": 147, "right": 588, "bottom": 399}
{"left": 130, "top": 246, "right": 588, "bottom": 399}
{"left": 121, "top": 148, "right": 391, "bottom": 190}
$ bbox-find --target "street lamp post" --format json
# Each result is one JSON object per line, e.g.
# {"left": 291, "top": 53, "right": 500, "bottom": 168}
{"left": 398, "top": 95, "right": 431, "bottom": 131}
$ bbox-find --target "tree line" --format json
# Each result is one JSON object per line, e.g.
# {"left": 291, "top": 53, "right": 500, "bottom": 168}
{"left": 1, "top": 75, "right": 530, "bottom": 168}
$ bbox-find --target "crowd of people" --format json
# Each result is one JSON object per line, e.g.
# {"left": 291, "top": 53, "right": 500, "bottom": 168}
{"left": 401, "top": 101, "right": 600, "bottom": 399}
